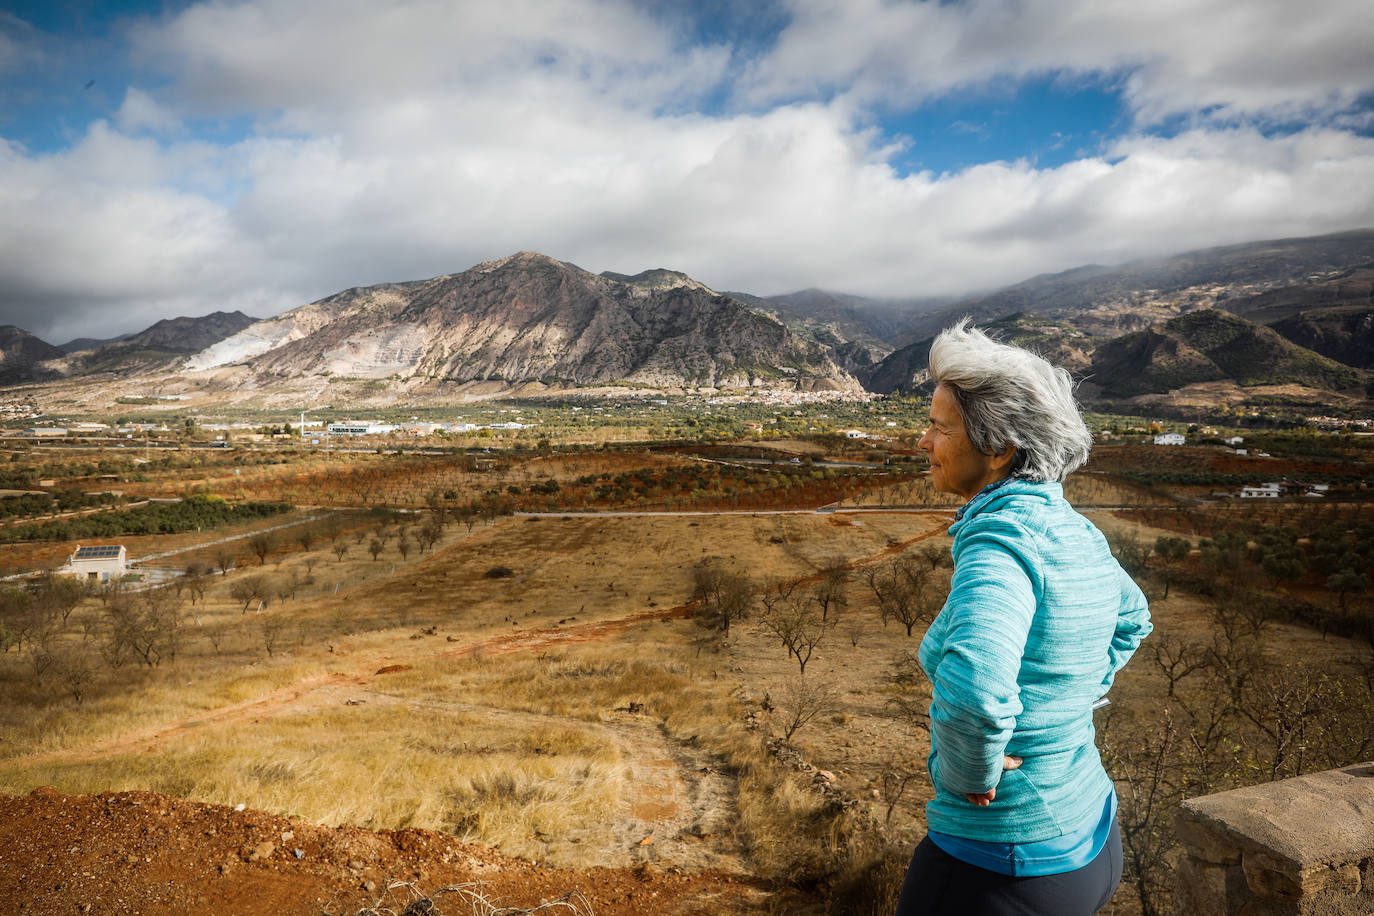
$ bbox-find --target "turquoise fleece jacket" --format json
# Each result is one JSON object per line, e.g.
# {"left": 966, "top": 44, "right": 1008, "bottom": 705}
{"left": 918, "top": 479, "right": 1151, "bottom": 844}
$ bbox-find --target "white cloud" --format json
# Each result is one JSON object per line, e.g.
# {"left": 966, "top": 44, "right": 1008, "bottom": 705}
{"left": 0, "top": 13, "right": 44, "bottom": 76}
{"left": 0, "top": 125, "right": 293, "bottom": 342}
{"left": 128, "top": 0, "right": 730, "bottom": 117}
{"left": 742, "top": 0, "right": 1374, "bottom": 126}
{"left": 115, "top": 87, "right": 185, "bottom": 137}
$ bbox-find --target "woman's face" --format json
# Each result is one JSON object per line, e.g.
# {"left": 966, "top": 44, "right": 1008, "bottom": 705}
{"left": 918, "top": 384, "right": 1011, "bottom": 501}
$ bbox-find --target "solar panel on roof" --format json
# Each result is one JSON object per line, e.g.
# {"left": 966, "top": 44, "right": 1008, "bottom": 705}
{"left": 74, "top": 546, "right": 122, "bottom": 559}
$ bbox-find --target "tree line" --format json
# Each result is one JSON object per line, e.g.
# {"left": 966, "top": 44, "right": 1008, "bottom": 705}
{"left": 0, "top": 494, "right": 291, "bottom": 543}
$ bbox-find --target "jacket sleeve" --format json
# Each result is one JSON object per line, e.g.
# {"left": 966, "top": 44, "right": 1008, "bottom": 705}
{"left": 928, "top": 519, "right": 1039, "bottom": 797}
{"left": 1100, "top": 565, "right": 1152, "bottom": 694}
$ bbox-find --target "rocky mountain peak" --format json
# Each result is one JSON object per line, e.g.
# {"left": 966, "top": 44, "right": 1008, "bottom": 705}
{"left": 601, "top": 267, "right": 717, "bottom": 296}
{"left": 183, "top": 251, "right": 860, "bottom": 392}
{"left": 473, "top": 251, "right": 574, "bottom": 274}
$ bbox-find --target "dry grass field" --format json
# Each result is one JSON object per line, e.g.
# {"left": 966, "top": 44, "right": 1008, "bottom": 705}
{"left": 0, "top": 493, "right": 953, "bottom": 903}
{"left": 1, "top": 437, "right": 1371, "bottom": 914}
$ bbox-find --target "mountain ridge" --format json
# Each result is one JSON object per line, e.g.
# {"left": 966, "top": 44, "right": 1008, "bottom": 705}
{"left": 191, "top": 252, "right": 861, "bottom": 392}
{"left": 3, "top": 230, "right": 1372, "bottom": 412}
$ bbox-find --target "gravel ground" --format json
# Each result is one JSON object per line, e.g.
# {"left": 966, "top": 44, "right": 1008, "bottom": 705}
{"left": 0, "top": 787, "right": 769, "bottom": 915}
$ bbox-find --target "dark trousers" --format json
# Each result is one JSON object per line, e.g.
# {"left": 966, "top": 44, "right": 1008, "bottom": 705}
{"left": 894, "top": 819, "right": 1123, "bottom": 916}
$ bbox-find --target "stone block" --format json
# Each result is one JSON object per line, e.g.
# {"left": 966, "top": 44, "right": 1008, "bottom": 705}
{"left": 1175, "top": 763, "right": 1374, "bottom": 916}
{"left": 1236, "top": 899, "right": 1297, "bottom": 916}
{"left": 1179, "top": 763, "right": 1374, "bottom": 873}
{"left": 1243, "top": 852, "right": 1303, "bottom": 901}
{"left": 1243, "top": 856, "right": 1363, "bottom": 901}
{"left": 1177, "top": 855, "right": 1236, "bottom": 915}
{"left": 1177, "top": 810, "right": 1243, "bottom": 865}
{"left": 1313, "top": 863, "right": 1361, "bottom": 897}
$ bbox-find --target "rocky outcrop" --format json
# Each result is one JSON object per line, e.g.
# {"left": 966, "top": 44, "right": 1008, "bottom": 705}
{"left": 0, "top": 326, "right": 63, "bottom": 385}
{"left": 201, "top": 252, "right": 861, "bottom": 391}
{"left": 1089, "top": 310, "right": 1363, "bottom": 397}
{"left": 68, "top": 311, "right": 260, "bottom": 375}
{"left": 115, "top": 311, "right": 258, "bottom": 355}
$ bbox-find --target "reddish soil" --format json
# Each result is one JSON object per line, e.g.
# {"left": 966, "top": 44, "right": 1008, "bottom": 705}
{"left": 0, "top": 787, "right": 766, "bottom": 915}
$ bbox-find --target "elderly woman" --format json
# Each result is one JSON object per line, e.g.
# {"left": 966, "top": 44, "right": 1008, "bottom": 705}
{"left": 896, "top": 322, "right": 1152, "bottom": 916}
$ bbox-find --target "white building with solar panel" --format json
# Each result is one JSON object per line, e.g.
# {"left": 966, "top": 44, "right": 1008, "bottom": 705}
{"left": 61, "top": 544, "right": 128, "bottom": 583}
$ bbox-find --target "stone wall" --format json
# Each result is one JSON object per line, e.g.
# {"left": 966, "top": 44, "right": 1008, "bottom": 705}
{"left": 1175, "top": 761, "right": 1374, "bottom": 915}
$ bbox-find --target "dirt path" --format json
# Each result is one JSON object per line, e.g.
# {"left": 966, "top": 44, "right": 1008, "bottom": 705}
{"left": 130, "top": 511, "right": 334, "bottom": 563}
{"left": 385, "top": 695, "right": 745, "bottom": 872}
{"left": 0, "top": 605, "right": 693, "bottom": 771}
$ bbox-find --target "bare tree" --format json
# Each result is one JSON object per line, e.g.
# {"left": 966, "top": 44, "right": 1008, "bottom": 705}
{"left": 776, "top": 675, "right": 838, "bottom": 741}
{"left": 884, "top": 650, "right": 932, "bottom": 733}
{"left": 864, "top": 556, "right": 941, "bottom": 636}
{"left": 879, "top": 759, "right": 919, "bottom": 826}
{"left": 1100, "top": 711, "right": 1183, "bottom": 916}
{"left": 260, "top": 616, "right": 285, "bottom": 657}
{"left": 102, "top": 588, "right": 184, "bottom": 668}
{"left": 1150, "top": 634, "right": 1208, "bottom": 698}
{"left": 228, "top": 575, "right": 270, "bottom": 614}
{"left": 417, "top": 519, "right": 443, "bottom": 552}
{"left": 1152, "top": 536, "right": 1190, "bottom": 599}
{"left": 249, "top": 533, "right": 273, "bottom": 565}
{"left": 32, "top": 575, "right": 85, "bottom": 626}
{"left": 812, "top": 563, "right": 849, "bottom": 623}
{"left": 918, "top": 542, "right": 949, "bottom": 571}
{"left": 182, "top": 564, "right": 209, "bottom": 606}
{"left": 758, "top": 583, "right": 832, "bottom": 674}
{"left": 56, "top": 647, "right": 96, "bottom": 703}
{"left": 692, "top": 560, "right": 752, "bottom": 636}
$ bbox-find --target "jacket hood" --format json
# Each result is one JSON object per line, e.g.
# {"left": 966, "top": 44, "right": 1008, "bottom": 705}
{"left": 950, "top": 478, "right": 1063, "bottom": 534}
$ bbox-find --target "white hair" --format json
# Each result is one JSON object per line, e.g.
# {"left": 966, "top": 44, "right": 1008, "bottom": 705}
{"left": 928, "top": 320, "right": 1092, "bottom": 482}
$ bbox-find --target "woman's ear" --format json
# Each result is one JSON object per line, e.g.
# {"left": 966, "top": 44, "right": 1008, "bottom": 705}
{"left": 990, "top": 445, "right": 1017, "bottom": 474}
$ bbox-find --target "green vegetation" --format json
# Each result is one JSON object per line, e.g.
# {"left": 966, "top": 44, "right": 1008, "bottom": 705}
{"left": 0, "top": 494, "right": 291, "bottom": 543}
{"left": 0, "top": 490, "right": 123, "bottom": 520}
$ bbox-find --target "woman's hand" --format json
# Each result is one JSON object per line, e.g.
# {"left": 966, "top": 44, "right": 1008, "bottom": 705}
{"left": 963, "top": 756, "right": 1022, "bottom": 806}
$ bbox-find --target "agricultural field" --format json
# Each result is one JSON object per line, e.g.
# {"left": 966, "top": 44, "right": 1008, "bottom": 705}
{"left": 0, "top": 415, "right": 1371, "bottom": 914}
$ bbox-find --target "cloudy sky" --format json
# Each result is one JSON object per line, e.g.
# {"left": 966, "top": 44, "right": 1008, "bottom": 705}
{"left": 2, "top": 0, "right": 1373, "bottom": 343}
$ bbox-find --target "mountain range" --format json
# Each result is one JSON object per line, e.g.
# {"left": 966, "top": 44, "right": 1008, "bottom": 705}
{"left": 1, "top": 230, "right": 1371, "bottom": 414}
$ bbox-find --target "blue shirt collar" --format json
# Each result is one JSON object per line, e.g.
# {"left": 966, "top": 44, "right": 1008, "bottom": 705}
{"left": 951, "top": 477, "right": 1064, "bottom": 529}
{"left": 953, "top": 475, "right": 1017, "bottom": 522}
